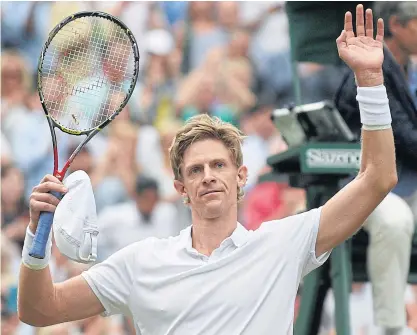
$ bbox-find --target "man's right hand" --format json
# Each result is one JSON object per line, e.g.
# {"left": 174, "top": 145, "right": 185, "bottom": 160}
{"left": 28, "top": 175, "right": 67, "bottom": 234}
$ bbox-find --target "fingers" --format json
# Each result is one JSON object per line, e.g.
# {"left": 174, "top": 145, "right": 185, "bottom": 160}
{"left": 33, "top": 181, "right": 67, "bottom": 194}
{"left": 336, "top": 30, "right": 347, "bottom": 49}
{"left": 345, "top": 5, "right": 382, "bottom": 41}
{"left": 365, "top": 8, "right": 373, "bottom": 37}
{"left": 31, "top": 192, "right": 61, "bottom": 207}
{"left": 40, "top": 174, "right": 63, "bottom": 184}
{"left": 29, "top": 191, "right": 61, "bottom": 219}
{"left": 29, "top": 198, "right": 58, "bottom": 214}
{"left": 376, "top": 18, "right": 384, "bottom": 43}
{"left": 344, "top": 11, "right": 355, "bottom": 38}
{"left": 29, "top": 175, "right": 67, "bottom": 226}
{"left": 34, "top": 174, "right": 67, "bottom": 194}
{"left": 356, "top": 4, "right": 365, "bottom": 36}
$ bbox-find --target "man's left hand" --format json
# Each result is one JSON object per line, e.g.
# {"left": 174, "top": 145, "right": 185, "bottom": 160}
{"left": 336, "top": 4, "right": 384, "bottom": 86}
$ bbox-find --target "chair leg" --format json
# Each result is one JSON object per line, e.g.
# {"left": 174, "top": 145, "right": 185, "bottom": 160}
{"left": 295, "top": 263, "right": 330, "bottom": 335}
{"left": 330, "top": 242, "right": 352, "bottom": 335}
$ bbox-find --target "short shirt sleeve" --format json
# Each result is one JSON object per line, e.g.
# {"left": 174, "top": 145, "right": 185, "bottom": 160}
{"left": 297, "top": 207, "right": 331, "bottom": 277}
{"left": 81, "top": 243, "right": 138, "bottom": 317}
{"left": 259, "top": 207, "right": 331, "bottom": 278}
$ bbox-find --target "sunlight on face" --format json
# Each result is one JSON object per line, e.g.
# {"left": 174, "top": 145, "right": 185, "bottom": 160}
{"left": 174, "top": 139, "right": 247, "bottom": 220}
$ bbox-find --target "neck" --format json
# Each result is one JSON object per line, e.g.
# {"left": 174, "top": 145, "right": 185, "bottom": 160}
{"left": 190, "top": 207, "right": 238, "bottom": 256}
{"left": 386, "top": 39, "right": 410, "bottom": 68}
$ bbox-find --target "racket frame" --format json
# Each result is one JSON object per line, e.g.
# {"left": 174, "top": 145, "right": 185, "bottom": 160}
{"left": 28, "top": 11, "right": 139, "bottom": 259}
{"left": 37, "top": 11, "right": 140, "bottom": 180}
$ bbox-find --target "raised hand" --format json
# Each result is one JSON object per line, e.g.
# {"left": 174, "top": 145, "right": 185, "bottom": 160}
{"left": 28, "top": 175, "right": 67, "bottom": 233}
{"left": 337, "top": 4, "right": 384, "bottom": 86}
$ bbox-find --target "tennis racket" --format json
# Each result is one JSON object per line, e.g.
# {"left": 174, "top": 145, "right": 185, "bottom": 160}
{"left": 29, "top": 11, "right": 140, "bottom": 259}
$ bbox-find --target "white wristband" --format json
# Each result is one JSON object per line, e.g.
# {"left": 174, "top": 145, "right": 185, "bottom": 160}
{"left": 22, "top": 226, "right": 52, "bottom": 270}
{"left": 356, "top": 84, "right": 392, "bottom": 130}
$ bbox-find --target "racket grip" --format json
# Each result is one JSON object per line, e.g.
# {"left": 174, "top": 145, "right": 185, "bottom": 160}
{"left": 29, "top": 191, "right": 63, "bottom": 259}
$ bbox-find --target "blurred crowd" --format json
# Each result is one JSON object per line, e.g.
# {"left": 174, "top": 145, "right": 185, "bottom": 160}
{"left": 1, "top": 1, "right": 417, "bottom": 335}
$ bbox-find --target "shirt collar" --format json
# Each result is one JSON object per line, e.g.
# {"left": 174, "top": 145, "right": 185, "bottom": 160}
{"left": 179, "top": 222, "right": 250, "bottom": 252}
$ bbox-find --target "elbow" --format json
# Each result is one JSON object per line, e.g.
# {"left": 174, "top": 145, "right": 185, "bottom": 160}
{"left": 18, "top": 304, "right": 55, "bottom": 327}
{"left": 18, "top": 311, "right": 54, "bottom": 327}
{"left": 18, "top": 309, "right": 40, "bottom": 327}
{"left": 387, "top": 172, "right": 398, "bottom": 190}
{"left": 360, "top": 169, "right": 398, "bottom": 195}
{"left": 379, "top": 169, "right": 398, "bottom": 192}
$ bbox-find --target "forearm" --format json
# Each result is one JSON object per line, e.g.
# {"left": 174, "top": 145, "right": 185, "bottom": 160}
{"left": 176, "top": 69, "right": 206, "bottom": 108}
{"left": 18, "top": 263, "right": 58, "bottom": 326}
{"left": 220, "top": 74, "right": 256, "bottom": 110}
{"left": 359, "top": 127, "right": 397, "bottom": 188}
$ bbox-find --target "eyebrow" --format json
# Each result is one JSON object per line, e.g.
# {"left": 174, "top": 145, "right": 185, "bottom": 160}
{"left": 184, "top": 159, "right": 228, "bottom": 172}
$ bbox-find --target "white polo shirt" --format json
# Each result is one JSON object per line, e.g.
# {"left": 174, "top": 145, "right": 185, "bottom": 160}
{"left": 81, "top": 207, "right": 330, "bottom": 335}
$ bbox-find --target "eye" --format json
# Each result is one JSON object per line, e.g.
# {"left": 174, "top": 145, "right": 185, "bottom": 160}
{"left": 215, "top": 162, "right": 224, "bottom": 169}
{"left": 190, "top": 166, "right": 201, "bottom": 175}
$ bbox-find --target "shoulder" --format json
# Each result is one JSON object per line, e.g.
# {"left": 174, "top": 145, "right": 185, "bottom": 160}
{"left": 255, "top": 208, "right": 322, "bottom": 237}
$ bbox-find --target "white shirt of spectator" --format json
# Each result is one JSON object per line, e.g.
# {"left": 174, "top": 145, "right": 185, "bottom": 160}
{"left": 96, "top": 201, "right": 179, "bottom": 261}
{"left": 82, "top": 207, "right": 330, "bottom": 335}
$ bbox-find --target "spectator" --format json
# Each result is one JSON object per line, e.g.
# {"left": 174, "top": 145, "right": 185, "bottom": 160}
{"left": 1, "top": 50, "right": 31, "bottom": 111}
{"left": 180, "top": 1, "right": 228, "bottom": 72}
{"left": 3, "top": 89, "right": 69, "bottom": 202}
{"left": 157, "top": 120, "right": 192, "bottom": 230}
{"left": 1, "top": 2, "right": 50, "bottom": 74}
{"left": 92, "top": 121, "right": 139, "bottom": 212}
{"left": 243, "top": 182, "right": 305, "bottom": 230}
{"left": 1, "top": 235, "right": 28, "bottom": 335}
{"left": 1, "top": 164, "right": 29, "bottom": 249}
{"left": 241, "top": 99, "right": 287, "bottom": 189}
{"left": 97, "top": 175, "right": 179, "bottom": 261}
{"left": 135, "top": 29, "right": 179, "bottom": 126}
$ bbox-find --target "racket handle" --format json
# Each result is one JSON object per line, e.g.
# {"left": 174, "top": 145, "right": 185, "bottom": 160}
{"left": 29, "top": 191, "right": 63, "bottom": 259}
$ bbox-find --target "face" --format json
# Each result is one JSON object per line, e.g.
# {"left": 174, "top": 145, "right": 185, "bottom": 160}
{"left": 1, "top": 59, "right": 22, "bottom": 84}
{"left": 391, "top": 17, "right": 417, "bottom": 54}
{"left": 1, "top": 167, "right": 24, "bottom": 206}
{"left": 190, "top": 2, "right": 214, "bottom": 21}
{"left": 196, "top": 78, "right": 215, "bottom": 110}
{"left": 229, "top": 31, "right": 250, "bottom": 58}
{"left": 136, "top": 189, "right": 159, "bottom": 217}
{"left": 218, "top": 2, "right": 239, "bottom": 29}
{"left": 252, "top": 106, "right": 276, "bottom": 140}
{"left": 174, "top": 139, "right": 247, "bottom": 220}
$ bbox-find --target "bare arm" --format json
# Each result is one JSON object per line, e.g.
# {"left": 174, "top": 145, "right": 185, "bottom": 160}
{"left": 316, "top": 5, "right": 397, "bottom": 256}
{"left": 18, "top": 175, "right": 104, "bottom": 326}
{"left": 18, "top": 265, "right": 104, "bottom": 326}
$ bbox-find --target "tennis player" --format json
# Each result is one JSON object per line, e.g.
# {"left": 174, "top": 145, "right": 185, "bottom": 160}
{"left": 19, "top": 5, "right": 397, "bottom": 334}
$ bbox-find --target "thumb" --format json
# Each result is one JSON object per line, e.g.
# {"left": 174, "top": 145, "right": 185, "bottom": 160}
{"left": 336, "top": 30, "right": 347, "bottom": 48}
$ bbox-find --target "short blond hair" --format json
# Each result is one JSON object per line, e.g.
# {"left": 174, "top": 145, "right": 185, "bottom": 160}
{"left": 169, "top": 114, "right": 245, "bottom": 181}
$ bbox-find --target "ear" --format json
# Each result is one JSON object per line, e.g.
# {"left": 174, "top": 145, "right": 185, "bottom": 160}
{"left": 237, "top": 165, "right": 248, "bottom": 188}
{"left": 389, "top": 15, "right": 400, "bottom": 35}
{"left": 174, "top": 179, "right": 186, "bottom": 197}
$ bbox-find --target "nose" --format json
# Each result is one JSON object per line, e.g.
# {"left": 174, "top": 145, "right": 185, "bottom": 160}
{"left": 202, "top": 165, "right": 216, "bottom": 185}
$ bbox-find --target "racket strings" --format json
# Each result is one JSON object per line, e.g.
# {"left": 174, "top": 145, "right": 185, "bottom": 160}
{"left": 41, "top": 15, "right": 136, "bottom": 132}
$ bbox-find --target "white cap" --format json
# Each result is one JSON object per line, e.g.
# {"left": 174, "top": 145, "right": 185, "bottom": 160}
{"left": 53, "top": 170, "right": 99, "bottom": 263}
{"left": 144, "top": 29, "right": 174, "bottom": 56}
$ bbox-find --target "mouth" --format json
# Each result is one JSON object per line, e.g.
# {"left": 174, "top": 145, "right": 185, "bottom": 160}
{"left": 200, "top": 190, "right": 223, "bottom": 197}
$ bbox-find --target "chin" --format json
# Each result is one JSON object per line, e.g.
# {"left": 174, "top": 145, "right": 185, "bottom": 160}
{"left": 202, "top": 201, "right": 224, "bottom": 219}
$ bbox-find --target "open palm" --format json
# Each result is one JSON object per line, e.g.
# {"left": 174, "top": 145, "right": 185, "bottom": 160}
{"left": 337, "top": 5, "right": 384, "bottom": 72}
